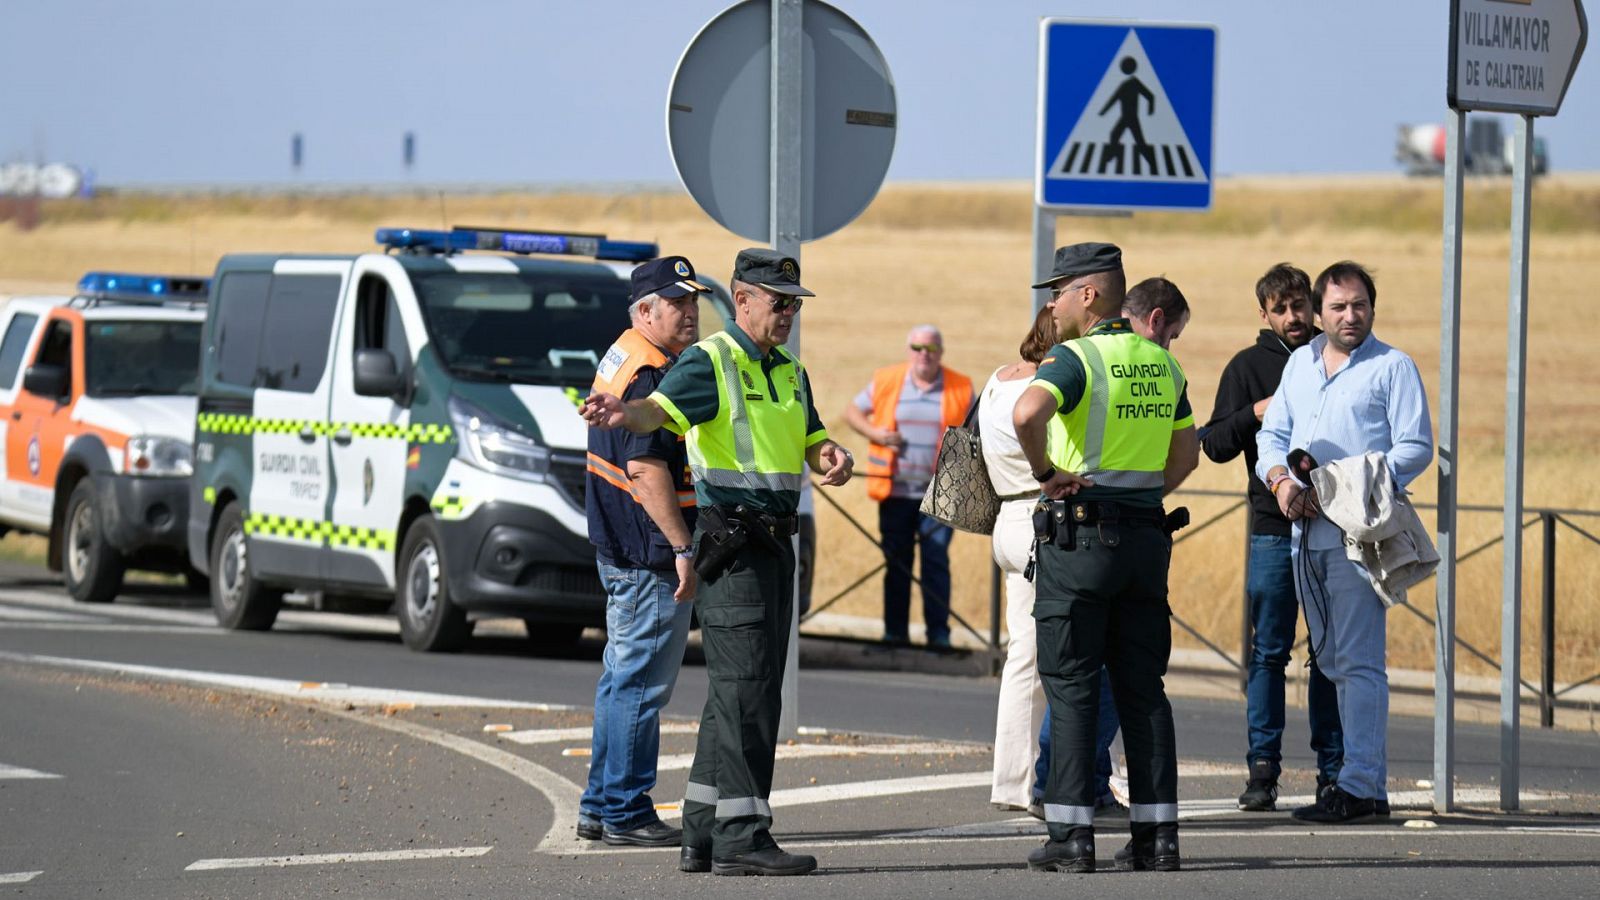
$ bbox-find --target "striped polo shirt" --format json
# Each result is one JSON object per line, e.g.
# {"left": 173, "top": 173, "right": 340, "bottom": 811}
{"left": 853, "top": 369, "right": 946, "bottom": 500}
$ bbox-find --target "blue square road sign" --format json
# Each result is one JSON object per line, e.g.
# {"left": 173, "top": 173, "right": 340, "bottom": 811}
{"left": 1035, "top": 19, "right": 1218, "bottom": 212}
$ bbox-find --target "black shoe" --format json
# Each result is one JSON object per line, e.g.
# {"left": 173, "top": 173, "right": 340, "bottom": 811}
{"left": 1375, "top": 799, "right": 1392, "bottom": 817}
{"left": 712, "top": 847, "right": 817, "bottom": 876}
{"left": 1114, "top": 825, "right": 1180, "bottom": 871}
{"left": 1237, "top": 759, "right": 1280, "bottom": 812}
{"left": 602, "top": 820, "right": 682, "bottom": 847}
{"left": 1292, "top": 785, "right": 1377, "bottom": 824}
{"left": 1026, "top": 833, "right": 1095, "bottom": 873}
{"left": 576, "top": 819, "right": 602, "bottom": 841}
{"left": 679, "top": 846, "right": 712, "bottom": 874}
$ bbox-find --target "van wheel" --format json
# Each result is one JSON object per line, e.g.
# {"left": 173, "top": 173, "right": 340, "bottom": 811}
{"left": 523, "top": 620, "right": 584, "bottom": 652}
{"left": 210, "top": 502, "right": 282, "bottom": 630}
{"left": 397, "top": 517, "right": 469, "bottom": 652}
{"left": 63, "top": 481, "right": 125, "bottom": 604}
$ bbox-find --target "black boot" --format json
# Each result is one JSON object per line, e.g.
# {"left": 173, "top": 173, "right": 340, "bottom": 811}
{"left": 1237, "top": 759, "right": 1280, "bottom": 811}
{"left": 1293, "top": 785, "right": 1376, "bottom": 824}
{"left": 1115, "top": 823, "right": 1180, "bottom": 871}
{"left": 1026, "top": 828, "right": 1095, "bottom": 874}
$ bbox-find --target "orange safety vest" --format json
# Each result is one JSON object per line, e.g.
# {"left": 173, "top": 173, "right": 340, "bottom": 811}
{"left": 863, "top": 363, "right": 974, "bottom": 502}
{"left": 587, "top": 328, "right": 694, "bottom": 509}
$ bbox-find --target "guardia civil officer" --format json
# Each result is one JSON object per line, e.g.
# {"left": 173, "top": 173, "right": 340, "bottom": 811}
{"left": 580, "top": 249, "right": 853, "bottom": 877}
{"left": 1012, "top": 243, "right": 1199, "bottom": 873}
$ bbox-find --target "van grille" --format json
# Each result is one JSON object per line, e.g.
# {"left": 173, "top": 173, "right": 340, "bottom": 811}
{"left": 549, "top": 454, "right": 587, "bottom": 511}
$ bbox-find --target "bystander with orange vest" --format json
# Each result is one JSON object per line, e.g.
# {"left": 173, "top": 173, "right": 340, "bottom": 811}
{"left": 843, "top": 326, "right": 973, "bottom": 646}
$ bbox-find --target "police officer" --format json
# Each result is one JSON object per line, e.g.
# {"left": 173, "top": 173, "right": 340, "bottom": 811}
{"left": 580, "top": 248, "right": 853, "bottom": 877}
{"left": 1012, "top": 243, "right": 1199, "bottom": 873}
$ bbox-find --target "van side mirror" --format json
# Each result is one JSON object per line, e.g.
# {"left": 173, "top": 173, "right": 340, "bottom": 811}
{"left": 353, "top": 349, "right": 407, "bottom": 400}
{"left": 23, "top": 364, "right": 69, "bottom": 400}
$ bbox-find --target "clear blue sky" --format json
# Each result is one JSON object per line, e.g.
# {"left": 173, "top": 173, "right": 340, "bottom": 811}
{"left": 3, "top": 0, "right": 1596, "bottom": 185}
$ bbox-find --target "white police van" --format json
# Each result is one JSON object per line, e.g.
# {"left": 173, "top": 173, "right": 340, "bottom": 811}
{"left": 188, "top": 226, "right": 733, "bottom": 651}
{"left": 0, "top": 273, "right": 207, "bottom": 602}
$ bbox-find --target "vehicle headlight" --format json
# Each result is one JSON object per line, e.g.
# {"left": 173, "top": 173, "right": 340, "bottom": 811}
{"left": 448, "top": 395, "right": 550, "bottom": 481}
{"left": 126, "top": 435, "right": 193, "bottom": 478}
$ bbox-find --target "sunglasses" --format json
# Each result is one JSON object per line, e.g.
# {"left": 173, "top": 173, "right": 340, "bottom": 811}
{"left": 908, "top": 343, "right": 943, "bottom": 353}
{"left": 747, "top": 290, "right": 803, "bottom": 314}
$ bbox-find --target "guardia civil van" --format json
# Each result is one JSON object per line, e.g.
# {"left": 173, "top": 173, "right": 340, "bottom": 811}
{"left": 187, "top": 227, "right": 733, "bottom": 652}
{"left": 0, "top": 272, "right": 207, "bottom": 603}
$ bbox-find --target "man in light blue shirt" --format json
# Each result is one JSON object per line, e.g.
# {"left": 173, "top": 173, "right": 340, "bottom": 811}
{"left": 1256, "top": 261, "right": 1432, "bottom": 824}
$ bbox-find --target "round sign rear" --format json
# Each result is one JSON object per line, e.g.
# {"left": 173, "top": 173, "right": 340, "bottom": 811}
{"left": 667, "top": 0, "right": 897, "bottom": 243}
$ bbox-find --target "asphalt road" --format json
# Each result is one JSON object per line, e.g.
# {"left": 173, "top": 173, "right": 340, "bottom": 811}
{"left": 2, "top": 562, "right": 1597, "bottom": 899}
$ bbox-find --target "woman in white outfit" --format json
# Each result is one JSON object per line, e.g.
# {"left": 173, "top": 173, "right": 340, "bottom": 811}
{"left": 983, "top": 309, "right": 1058, "bottom": 810}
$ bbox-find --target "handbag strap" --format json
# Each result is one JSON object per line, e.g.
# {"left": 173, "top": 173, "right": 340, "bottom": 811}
{"left": 960, "top": 393, "right": 982, "bottom": 433}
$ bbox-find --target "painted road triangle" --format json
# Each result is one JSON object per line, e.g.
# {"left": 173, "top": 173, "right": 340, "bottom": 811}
{"left": 1046, "top": 29, "right": 1207, "bottom": 184}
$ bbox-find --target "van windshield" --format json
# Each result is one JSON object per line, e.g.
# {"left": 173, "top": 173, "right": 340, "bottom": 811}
{"left": 85, "top": 320, "right": 202, "bottom": 396}
{"left": 409, "top": 270, "right": 633, "bottom": 386}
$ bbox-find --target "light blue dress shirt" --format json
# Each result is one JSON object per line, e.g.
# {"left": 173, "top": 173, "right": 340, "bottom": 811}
{"left": 1256, "top": 332, "right": 1433, "bottom": 550}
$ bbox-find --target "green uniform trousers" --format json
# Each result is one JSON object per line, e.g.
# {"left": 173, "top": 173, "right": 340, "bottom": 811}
{"left": 681, "top": 533, "right": 795, "bottom": 856}
{"left": 1034, "top": 520, "right": 1179, "bottom": 842}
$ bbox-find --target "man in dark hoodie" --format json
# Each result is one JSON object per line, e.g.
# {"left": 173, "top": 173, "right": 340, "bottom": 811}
{"left": 1201, "top": 263, "right": 1344, "bottom": 812}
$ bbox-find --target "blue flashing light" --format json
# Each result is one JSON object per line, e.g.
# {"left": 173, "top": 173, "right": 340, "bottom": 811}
{"left": 374, "top": 226, "right": 658, "bottom": 263}
{"left": 76, "top": 272, "right": 210, "bottom": 301}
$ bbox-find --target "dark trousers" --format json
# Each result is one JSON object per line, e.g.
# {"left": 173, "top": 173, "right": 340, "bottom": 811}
{"left": 681, "top": 534, "right": 795, "bottom": 856}
{"left": 879, "top": 496, "right": 953, "bottom": 643}
{"left": 1034, "top": 522, "right": 1177, "bottom": 842}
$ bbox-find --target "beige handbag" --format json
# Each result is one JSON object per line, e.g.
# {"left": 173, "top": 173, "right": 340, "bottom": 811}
{"left": 919, "top": 399, "right": 1001, "bottom": 535}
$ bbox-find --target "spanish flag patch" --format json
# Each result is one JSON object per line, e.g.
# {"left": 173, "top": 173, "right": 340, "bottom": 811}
{"left": 406, "top": 445, "right": 422, "bottom": 470}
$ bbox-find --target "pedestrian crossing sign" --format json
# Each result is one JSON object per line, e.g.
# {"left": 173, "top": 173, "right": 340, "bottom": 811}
{"left": 1036, "top": 19, "right": 1217, "bottom": 212}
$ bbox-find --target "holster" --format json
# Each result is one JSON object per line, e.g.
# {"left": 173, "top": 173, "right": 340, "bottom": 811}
{"left": 1163, "top": 506, "right": 1191, "bottom": 537}
{"left": 1032, "top": 500, "right": 1078, "bottom": 552}
{"left": 694, "top": 506, "right": 749, "bottom": 582}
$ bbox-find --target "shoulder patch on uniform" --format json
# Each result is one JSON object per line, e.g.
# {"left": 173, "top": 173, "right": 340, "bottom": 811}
{"left": 597, "top": 344, "right": 629, "bottom": 381}
{"left": 1041, "top": 357, "right": 1055, "bottom": 365}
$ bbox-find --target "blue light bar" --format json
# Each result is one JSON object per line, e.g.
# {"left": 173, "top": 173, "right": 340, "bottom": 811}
{"left": 76, "top": 272, "right": 210, "bottom": 300}
{"left": 374, "top": 226, "right": 658, "bottom": 263}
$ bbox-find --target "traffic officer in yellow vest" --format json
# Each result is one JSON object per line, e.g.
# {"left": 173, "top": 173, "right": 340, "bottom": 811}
{"left": 1012, "top": 243, "right": 1199, "bottom": 873}
{"left": 580, "top": 248, "right": 854, "bottom": 877}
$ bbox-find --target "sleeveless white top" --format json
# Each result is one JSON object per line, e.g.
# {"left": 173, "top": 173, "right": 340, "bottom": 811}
{"left": 979, "top": 367, "right": 1038, "bottom": 498}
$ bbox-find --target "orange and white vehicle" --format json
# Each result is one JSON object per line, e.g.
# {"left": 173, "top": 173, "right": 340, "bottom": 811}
{"left": 0, "top": 272, "right": 207, "bottom": 602}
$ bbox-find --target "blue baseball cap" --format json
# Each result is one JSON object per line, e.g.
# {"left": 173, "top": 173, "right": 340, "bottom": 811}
{"left": 631, "top": 256, "right": 709, "bottom": 303}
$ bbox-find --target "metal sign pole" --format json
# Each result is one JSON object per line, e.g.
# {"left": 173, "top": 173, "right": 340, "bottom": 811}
{"left": 772, "top": 0, "right": 803, "bottom": 741}
{"left": 1434, "top": 107, "right": 1465, "bottom": 814}
{"left": 1031, "top": 207, "right": 1056, "bottom": 314}
{"left": 1500, "top": 113, "right": 1535, "bottom": 811}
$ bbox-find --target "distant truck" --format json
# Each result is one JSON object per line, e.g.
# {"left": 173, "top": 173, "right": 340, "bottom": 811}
{"left": 1396, "top": 118, "right": 1548, "bottom": 177}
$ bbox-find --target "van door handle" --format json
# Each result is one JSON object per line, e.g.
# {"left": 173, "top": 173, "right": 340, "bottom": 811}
{"left": 332, "top": 428, "right": 352, "bottom": 446}
{"left": 298, "top": 425, "right": 316, "bottom": 443}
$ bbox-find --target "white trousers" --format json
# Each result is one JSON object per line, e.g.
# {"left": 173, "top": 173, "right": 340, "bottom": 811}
{"left": 990, "top": 499, "right": 1046, "bottom": 807}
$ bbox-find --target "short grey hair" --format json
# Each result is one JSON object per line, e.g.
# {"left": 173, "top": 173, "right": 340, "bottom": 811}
{"left": 906, "top": 324, "right": 942, "bottom": 343}
{"left": 629, "top": 292, "right": 661, "bottom": 323}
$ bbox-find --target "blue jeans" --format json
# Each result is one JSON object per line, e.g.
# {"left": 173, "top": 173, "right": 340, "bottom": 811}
{"left": 879, "top": 496, "right": 953, "bottom": 643}
{"left": 579, "top": 562, "right": 695, "bottom": 831}
{"left": 1247, "top": 534, "right": 1343, "bottom": 781}
{"left": 1295, "top": 545, "right": 1389, "bottom": 801}
{"left": 1033, "top": 667, "right": 1120, "bottom": 802}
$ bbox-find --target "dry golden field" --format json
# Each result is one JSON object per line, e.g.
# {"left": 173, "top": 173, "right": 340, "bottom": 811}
{"left": 1, "top": 177, "right": 1596, "bottom": 683}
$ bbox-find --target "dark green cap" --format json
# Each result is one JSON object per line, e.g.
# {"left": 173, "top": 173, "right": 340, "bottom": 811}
{"left": 733, "top": 248, "right": 815, "bottom": 297}
{"left": 1030, "top": 242, "right": 1123, "bottom": 289}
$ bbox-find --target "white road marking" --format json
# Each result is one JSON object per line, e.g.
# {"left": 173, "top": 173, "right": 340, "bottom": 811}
{"left": 499, "top": 722, "right": 699, "bottom": 745}
{"left": 0, "top": 605, "right": 103, "bottom": 623}
{"left": 0, "top": 763, "right": 62, "bottom": 780}
{"left": 656, "top": 770, "right": 991, "bottom": 823}
{"left": 0, "top": 871, "right": 43, "bottom": 884}
{"left": 656, "top": 740, "right": 984, "bottom": 772}
{"left": 186, "top": 846, "right": 491, "bottom": 871}
{"left": 0, "top": 652, "right": 576, "bottom": 710}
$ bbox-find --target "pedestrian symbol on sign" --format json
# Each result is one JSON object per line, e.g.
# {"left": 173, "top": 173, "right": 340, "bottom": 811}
{"left": 1046, "top": 29, "right": 1207, "bottom": 185}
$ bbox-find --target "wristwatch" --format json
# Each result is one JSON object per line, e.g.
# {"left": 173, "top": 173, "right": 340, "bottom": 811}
{"left": 1032, "top": 465, "right": 1057, "bottom": 483}
{"left": 672, "top": 544, "right": 695, "bottom": 560}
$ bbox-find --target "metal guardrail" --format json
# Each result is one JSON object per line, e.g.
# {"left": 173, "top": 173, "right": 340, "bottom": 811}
{"left": 806, "top": 481, "right": 1600, "bottom": 726}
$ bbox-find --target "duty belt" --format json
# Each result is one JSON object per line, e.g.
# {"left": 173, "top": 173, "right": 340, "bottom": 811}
{"left": 1055, "top": 500, "right": 1166, "bottom": 528}
{"left": 715, "top": 505, "right": 800, "bottom": 538}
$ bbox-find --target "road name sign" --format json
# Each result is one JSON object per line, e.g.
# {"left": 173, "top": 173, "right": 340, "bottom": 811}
{"left": 1449, "top": 0, "right": 1587, "bottom": 115}
{"left": 1035, "top": 19, "right": 1217, "bottom": 212}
